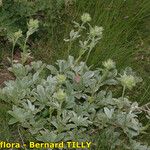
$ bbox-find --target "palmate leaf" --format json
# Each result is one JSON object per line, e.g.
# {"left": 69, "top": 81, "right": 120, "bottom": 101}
{"left": 8, "top": 63, "right": 31, "bottom": 78}
{"left": 29, "top": 119, "right": 47, "bottom": 135}
{"left": 46, "top": 65, "right": 58, "bottom": 75}
{"left": 36, "top": 130, "right": 65, "bottom": 142}
{"left": 33, "top": 85, "right": 48, "bottom": 104}
{"left": 22, "top": 100, "right": 37, "bottom": 114}
{"left": 65, "top": 128, "right": 90, "bottom": 141}
{"left": 104, "top": 107, "right": 114, "bottom": 119}
{"left": 50, "top": 110, "right": 73, "bottom": 132}
{"left": 8, "top": 105, "right": 30, "bottom": 124}
{"left": 131, "top": 140, "right": 150, "bottom": 150}
{"left": 32, "top": 72, "right": 40, "bottom": 82}
{"left": 70, "top": 112, "right": 92, "bottom": 127}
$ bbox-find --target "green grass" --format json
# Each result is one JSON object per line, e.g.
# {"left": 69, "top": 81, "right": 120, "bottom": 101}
{"left": 0, "top": 102, "right": 12, "bottom": 141}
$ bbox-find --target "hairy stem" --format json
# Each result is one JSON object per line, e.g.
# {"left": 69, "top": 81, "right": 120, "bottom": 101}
{"left": 11, "top": 43, "right": 15, "bottom": 66}
{"left": 85, "top": 47, "right": 92, "bottom": 63}
{"left": 18, "top": 125, "right": 27, "bottom": 150}
{"left": 23, "top": 36, "right": 28, "bottom": 53}
{"left": 122, "top": 85, "right": 126, "bottom": 98}
{"left": 68, "top": 41, "right": 72, "bottom": 56}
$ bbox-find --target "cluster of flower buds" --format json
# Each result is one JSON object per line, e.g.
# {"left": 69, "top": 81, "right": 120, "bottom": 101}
{"left": 56, "top": 74, "right": 66, "bottom": 84}
{"left": 90, "top": 26, "right": 104, "bottom": 37}
{"left": 53, "top": 89, "right": 67, "bottom": 101}
{"left": 81, "top": 13, "right": 92, "bottom": 23}
{"left": 8, "top": 29, "right": 22, "bottom": 44}
{"left": 14, "top": 30, "right": 22, "bottom": 40}
{"left": 27, "top": 19, "right": 39, "bottom": 37}
{"left": 102, "top": 59, "right": 116, "bottom": 70}
{"left": 119, "top": 73, "right": 136, "bottom": 90}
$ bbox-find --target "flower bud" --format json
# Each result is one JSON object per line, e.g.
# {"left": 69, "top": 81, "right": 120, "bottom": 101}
{"left": 87, "top": 96, "right": 94, "bottom": 103}
{"left": 81, "top": 13, "right": 91, "bottom": 23}
{"left": 102, "top": 59, "right": 116, "bottom": 70}
{"left": 56, "top": 74, "right": 66, "bottom": 84}
{"left": 119, "top": 74, "right": 136, "bottom": 90}
{"left": 27, "top": 19, "right": 39, "bottom": 31}
{"left": 14, "top": 30, "right": 22, "bottom": 39}
{"left": 54, "top": 89, "right": 67, "bottom": 101}
{"left": 90, "top": 26, "right": 103, "bottom": 37}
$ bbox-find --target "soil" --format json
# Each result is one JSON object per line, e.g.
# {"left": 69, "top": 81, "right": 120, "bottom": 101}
{"left": 0, "top": 49, "right": 34, "bottom": 87}
{"left": 0, "top": 50, "right": 21, "bottom": 87}
{"left": 0, "top": 68, "right": 14, "bottom": 87}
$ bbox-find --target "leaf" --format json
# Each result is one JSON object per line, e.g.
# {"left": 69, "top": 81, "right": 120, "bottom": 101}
{"left": 27, "top": 100, "right": 35, "bottom": 111}
{"left": 37, "top": 85, "right": 46, "bottom": 100}
{"left": 8, "top": 105, "right": 30, "bottom": 124}
{"left": 103, "top": 79, "right": 118, "bottom": 85}
{"left": 46, "top": 65, "right": 58, "bottom": 74}
{"left": 70, "top": 112, "right": 92, "bottom": 127}
{"left": 8, "top": 118, "right": 18, "bottom": 125}
{"left": 104, "top": 107, "right": 114, "bottom": 119}
{"left": 83, "top": 71, "right": 94, "bottom": 79}
{"left": 33, "top": 72, "right": 40, "bottom": 82}
{"left": 36, "top": 130, "right": 57, "bottom": 142}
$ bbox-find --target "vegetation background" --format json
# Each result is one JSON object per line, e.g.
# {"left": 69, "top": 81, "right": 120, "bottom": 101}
{"left": 0, "top": 0, "right": 150, "bottom": 148}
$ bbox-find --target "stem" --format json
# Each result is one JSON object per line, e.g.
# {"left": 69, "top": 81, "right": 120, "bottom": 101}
{"left": 23, "top": 36, "right": 28, "bottom": 53}
{"left": 85, "top": 47, "right": 92, "bottom": 63}
{"left": 67, "top": 22, "right": 85, "bottom": 56}
{"left": 67, "top": 41, "right": 72, "bottom": 56}
{"left": 122, "top": 86, "right": 126, "bottom": 99}
{"left": 18, "top": 125, "right": 27, "bottom": 150}
{"left": 11, "top": 43, "right": 15, "bottom": 66}
{"left": 93, "top": 70, "right": 109, "bottom": 93}
{"left": 74, "top": 53, "right": 83, "bottom": 66}
{"left": 79, "top": 22, "right": 84, "bottom": 32}
{"left": 85, "top": 38, "right": 94, "bottom": 63}
{"left": 21, "top": 36, "right": 29, "bottom": 64}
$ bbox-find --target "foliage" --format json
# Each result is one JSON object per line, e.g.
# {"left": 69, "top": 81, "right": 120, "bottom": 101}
{"left": 64, "top": 13, "right": 103, "bottom": 62}
{"left": 0, "top": 0, "right": 70, "bottom": 42}
{"left": 0, "top": 0, "right": 77, "bottom": 67}
{"left": 7, "top": 18, "right": 39, "bottom": 65}
{"left": 0, "top": 57, "right": 150, "bottom": 149}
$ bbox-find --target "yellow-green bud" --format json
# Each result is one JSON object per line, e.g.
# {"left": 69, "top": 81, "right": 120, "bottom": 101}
{"left": 119, "top": 74, "right": 136, "bottom": 90}
{"left": 90, "top": 26, "right": 103, "bottom": 37}
{"left": 8, "top": 29, "right": 22, "bottom": 43}
{"left": 14, "top": 30, "right": 22, "bottom": 39}
{"left": 102, "top": 59, "right": 116, "bottom": 70}
{"left": 54, "top": 89, "right": 67, "bottom": 101}
{"left": 56, "top": 74, "right": 66, "bottom": 84}
{"left": 81, "top": 13, "right": 91, "bottom": 23}
{"left": 28, "top": 19, "right": 39, "bottom": 30}
{"left": 87, "top": 96, "right": 94, "bottom": 103}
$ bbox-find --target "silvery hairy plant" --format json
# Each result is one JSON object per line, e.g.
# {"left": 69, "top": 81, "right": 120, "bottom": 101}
{"left": 0, "top": 57, "right": 150, "bottom": 150}
{"left": 21, "top": 19, "right": 39, "bottom": 64}
{"left": 1, "top": 13, "right": 150, "bottom": 150}
{"left": 7, "top": 30, "right": 22, "bottom": 65}
{"left": 64, "top": 13, "right": 103, "bottom": 63}
{"left": 7, "top": 18, "right": 39, "bottom": 65}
